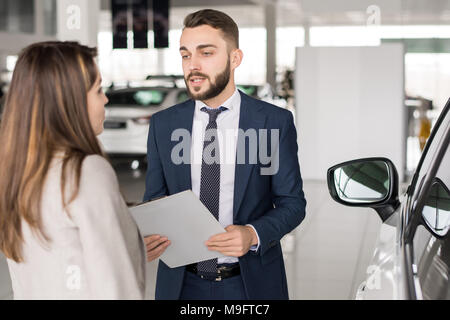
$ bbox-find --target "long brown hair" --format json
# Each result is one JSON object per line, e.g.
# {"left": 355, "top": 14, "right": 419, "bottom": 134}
{"left": 0, "top": 41, "right": 104, "bottom": 262}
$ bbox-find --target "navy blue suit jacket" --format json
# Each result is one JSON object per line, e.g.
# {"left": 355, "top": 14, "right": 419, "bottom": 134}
{"left": 143, "top": 91, "right": 306, "bottom": 299}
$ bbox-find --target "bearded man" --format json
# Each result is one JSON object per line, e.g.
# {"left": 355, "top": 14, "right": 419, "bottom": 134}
{"left": 143, "top": 9, "right": 306, "bottom": 300}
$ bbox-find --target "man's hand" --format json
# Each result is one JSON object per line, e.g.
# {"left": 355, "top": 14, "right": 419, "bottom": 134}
{"left": 205, "top": 225, "right": 258, "bottom": 257}
{"left": 144, "top": 235, "right": 170, "bottom": 262}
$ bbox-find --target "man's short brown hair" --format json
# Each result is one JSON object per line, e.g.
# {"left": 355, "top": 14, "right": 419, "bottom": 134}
{"left": 183, "top": 9, "right": 239, "bottom": 50}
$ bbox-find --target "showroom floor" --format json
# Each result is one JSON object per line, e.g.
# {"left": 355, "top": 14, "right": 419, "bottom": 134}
{"left": 0, "top": 157, "right": 383, "bottom": 300}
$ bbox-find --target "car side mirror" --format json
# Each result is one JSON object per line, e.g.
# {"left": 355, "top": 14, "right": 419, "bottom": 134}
{"left": 327, "top": 157, "right": 400, "bottom": 222}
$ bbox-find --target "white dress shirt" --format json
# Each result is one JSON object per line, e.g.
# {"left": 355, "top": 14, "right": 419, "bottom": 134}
{"left": 191, "top": 88, "right": 259, "bottom": 264}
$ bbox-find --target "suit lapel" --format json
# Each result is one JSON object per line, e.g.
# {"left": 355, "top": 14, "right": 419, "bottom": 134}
{"left": 233, "top": 92, "right": 266, "bottom": 218}
{"left": 170, "top": 95, "right": 266, "bottom": 215}
{"left": 170, "top": 100, "right": 195, "bottom": 191}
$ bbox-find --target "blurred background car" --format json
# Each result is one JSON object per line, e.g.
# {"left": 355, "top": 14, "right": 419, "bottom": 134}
{"left": 237, "top": 83, "right": 288, "bottom": 109}
{"left": 98, "top": 78, "right": 288, "bottom": 161}
{"left": 97, "top": 75, "right": 189, "bottom": 160}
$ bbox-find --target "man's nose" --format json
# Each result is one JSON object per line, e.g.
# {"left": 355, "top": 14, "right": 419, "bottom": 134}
{"left": 189, "top": 55, "right": 200, "bottom": 71}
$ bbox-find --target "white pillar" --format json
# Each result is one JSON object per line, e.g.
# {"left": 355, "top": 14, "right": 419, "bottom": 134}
{"left": 157, "top": 49, "right": 165, "bottom": 75}
{"left": 57, "top": 0, "right": 100, "bottom": 47}
{"left": 264, "top": 1, "right": 276, "bottom": 88}
{"left": 7, "top": 0, "right": 20, "bottom": 33}
{"left": 34, "top": 0, "right": 45, "bottom": 36}
{"left": 303, "top": 19, "right": 310, "bottom": 47}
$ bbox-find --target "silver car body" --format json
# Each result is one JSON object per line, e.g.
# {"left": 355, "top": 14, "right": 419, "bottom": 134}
{"left": 356, "top": 206, "right": 407, "bottom": 299}
{"left": 331, "top": 99, "right": 450, "bottom": 300}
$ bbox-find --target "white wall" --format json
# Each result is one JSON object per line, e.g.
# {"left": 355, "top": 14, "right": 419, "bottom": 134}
{"left": 0, "top": 32, "right": 56, "bottom": 57}
{"left": 57, "top": 0, "right": 100, "bottom": 47}
{"left": 295, "top": 43, "right": 405, "bottom": 181}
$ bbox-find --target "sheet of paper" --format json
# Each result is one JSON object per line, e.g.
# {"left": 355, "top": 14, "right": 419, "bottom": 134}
{"left": 130, "top": 190, "right": 226, "bottom": 268}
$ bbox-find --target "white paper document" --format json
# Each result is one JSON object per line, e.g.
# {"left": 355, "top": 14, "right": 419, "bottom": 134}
{"left": 130, "top": 190, "right": 226, "bottom": 268}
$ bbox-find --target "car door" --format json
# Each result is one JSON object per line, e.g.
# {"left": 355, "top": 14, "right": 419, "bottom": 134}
{"left": 402, "top": 99, "right": 450, "bottom": 299}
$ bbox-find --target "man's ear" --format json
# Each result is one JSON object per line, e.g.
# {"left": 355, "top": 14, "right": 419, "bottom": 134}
{"left": 230, "top": 48, "right": 243, "bottom": 69}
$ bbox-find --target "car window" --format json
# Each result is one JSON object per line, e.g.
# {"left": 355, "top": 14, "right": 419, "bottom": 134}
{"left": 413, "top": 138, "right": 450, "bottom": 299}
{"left": 237, "top": 85, "right": 258, "bottom": 97}
{"left": 409, "top": 103, "right": 449, "bottom": 218}
{"left": 106, "top": 89, "right": 168, "bottom": 107}
{"left": 176, "top": 90, "right": 189, "bottom": 103}
{"left": 422, "top": 178, "right": 450, "bottom": 237}
{"left": 413, "top": 225, "right": 450, "bottom": 299}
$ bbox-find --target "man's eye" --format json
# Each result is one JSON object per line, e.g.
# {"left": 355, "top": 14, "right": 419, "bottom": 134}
{"left": 181, "top": 55, "right": 190, "bottom": 59}
{"left": 203, "top": 52, "right": 212, "bottom": 56}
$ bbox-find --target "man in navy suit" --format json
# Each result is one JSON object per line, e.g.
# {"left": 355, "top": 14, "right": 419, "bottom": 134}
{"left": 143, "top": 9, "right": 306, "bottom": 300}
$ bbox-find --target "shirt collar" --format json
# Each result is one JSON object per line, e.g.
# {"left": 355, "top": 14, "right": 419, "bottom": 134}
{"left": 195, "top": 88, "right": 240, "bottom": 112}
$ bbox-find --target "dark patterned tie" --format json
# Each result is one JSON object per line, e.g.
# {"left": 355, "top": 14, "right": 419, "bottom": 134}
{"left": 196, "top": 106, "right": 227, "bottom": 274}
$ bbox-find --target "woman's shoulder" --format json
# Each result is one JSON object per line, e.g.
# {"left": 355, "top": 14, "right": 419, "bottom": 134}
{"left": 82, "top": 154, "right": 113, "bottom": 171}
{"left": 80, "top": 155, "right": 118, "bottom": 188}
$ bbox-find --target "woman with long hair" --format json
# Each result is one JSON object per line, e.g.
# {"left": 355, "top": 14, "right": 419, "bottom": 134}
{"left": 0, "top": 41, "right": 145, "bottom": 299}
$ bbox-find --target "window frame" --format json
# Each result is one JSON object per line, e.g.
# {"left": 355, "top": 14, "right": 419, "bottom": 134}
{"left": 403, "top": 99, "right": 450, "bottom": 299}
{"left": 105, "top": 87, "right": 169, "bottom": 107}
{"left": 405, "top": 100, "right": 450, "bottom": 226}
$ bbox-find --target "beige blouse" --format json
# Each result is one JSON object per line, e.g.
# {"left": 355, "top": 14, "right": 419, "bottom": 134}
{"left": 6, "top": 155, "right": 145, "bottom": 299}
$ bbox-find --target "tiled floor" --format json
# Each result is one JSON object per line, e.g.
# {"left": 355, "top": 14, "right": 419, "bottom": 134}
{"left": 0, "top": 158, "right": 383, "bottom": 300}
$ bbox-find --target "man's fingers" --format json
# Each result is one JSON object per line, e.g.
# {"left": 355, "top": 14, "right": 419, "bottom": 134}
{"left": 208, "top": 230, "right": 237, "bottom": 242}
{"left": 147, "top": 238, "right": 169, "bottom": 251}
{"left": 146, "top": 239, "right": 170, "bottom": 251}
{"left": 146, "top": 237, "right": 168, "bottom": 250}
{"left": 225, "top": 225, "right": 238, "bottom": 232}
{"left": 206, "top": 239, "right": 237, "bottom": 248}
{"left": 147, "top": 240, "right": 170, "bottom": 262}
{"left": 144, "top": 234, "right": 161, "bottom": 244}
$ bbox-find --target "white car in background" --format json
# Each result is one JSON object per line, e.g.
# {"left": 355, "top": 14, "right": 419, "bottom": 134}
{"left": 98, "top": 85, "right": 189, "bottom": 158}
{"left": 98, "top": 81, "right": 288, "bottom": 159}
{"left": 237, "top": 83, "right": 288, "bottom": 109}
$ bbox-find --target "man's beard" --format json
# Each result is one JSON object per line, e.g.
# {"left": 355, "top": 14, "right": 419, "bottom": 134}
{"left": 185, "top": 58, "right": 231, "bottom": 101}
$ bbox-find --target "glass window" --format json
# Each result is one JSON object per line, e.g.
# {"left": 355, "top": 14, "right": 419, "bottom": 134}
{"left": 276, "top": 27, "right": 304, "bottom": 70}
{"left": 410, "top": 103, "right": 449, "bottom": 216}
{"left": 106, "top": 89, "right": 167, "bottom": 107}
{"left": 4, "top": 0, "right": 34, "bottom": 33}
{"left": 18, "top": 0, "right": 34, "bottom": 33}
{"left": 176, "top": 90, "right": 189, "bottom": 104}
{"left": 43, "top": 0, "right": 56, "bottom": 36}
{"left": 414, "top": 129, "right": 450, "bottom": 299}
{"left": 422, "top": 178, "right": 450, "bottom": 237}
{"left": 237, "top": 85, "right": 259, "bottom": 98}
{"left": 413, "top": 225, "right": 450, "bottom": 299}
{"left": 0, "top": 1, "right": 7, "bottom": 31}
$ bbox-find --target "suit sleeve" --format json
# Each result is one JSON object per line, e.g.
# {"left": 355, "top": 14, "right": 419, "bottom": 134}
{"left": 249, "top": 111, "right": 307, "bottom": 257}
{"left": 143, "top": 114, "right": 168, "bottom": 202}
{"left": 69, "top": 156, "right": 145, "bottom": 299}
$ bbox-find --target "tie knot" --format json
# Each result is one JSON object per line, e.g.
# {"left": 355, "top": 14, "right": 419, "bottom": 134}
{"left": 201, "top": 106, "right": 227, "bottom": 123}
